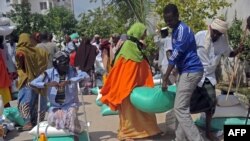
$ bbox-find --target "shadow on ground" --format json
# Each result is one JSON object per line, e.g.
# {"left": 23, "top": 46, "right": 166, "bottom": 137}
{"left": 89, "top": 131, "right": 117, "bottom": 141}
{"left": 5, "top": 130, "right": 22, "bottom": 140}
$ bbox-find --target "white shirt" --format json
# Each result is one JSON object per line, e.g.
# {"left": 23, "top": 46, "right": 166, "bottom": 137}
{"left": 5, "top": 42, "right": 16, "bottom": 72}
{"left": 92, "top": 42, "right": 102, "bottom": 62}
{"left": 155, "top": 36, "right": 172, "bottom": 67}
{"left": 195, "top": 30, "right": 232, "bottom": 87}
{"left": 162, "top": 37, "right": 172, "bottom": 67}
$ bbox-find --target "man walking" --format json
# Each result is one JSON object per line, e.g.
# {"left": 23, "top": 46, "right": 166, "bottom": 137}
{"left": 194, "top": 18, "right": 244, "bottom": 140}
{"left": 162, "top": 4, "right": 204, "bottom": 141}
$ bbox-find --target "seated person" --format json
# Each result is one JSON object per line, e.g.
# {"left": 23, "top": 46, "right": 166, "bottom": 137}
{"left": 31, "top": 51, "right": 89, "bottom": 140}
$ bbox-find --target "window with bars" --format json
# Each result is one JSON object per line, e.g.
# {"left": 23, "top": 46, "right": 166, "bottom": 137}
{"left": 40, "top": 2, "right": 47, "bottom": 10}
{"left": 21, "top": 0, "right": 28, "bottom": 3}
{"left": 49, "top": 2, "right": 53, "bottom": 9}
{"left": 13, "top": 0, "right": 18, "bottom": 3}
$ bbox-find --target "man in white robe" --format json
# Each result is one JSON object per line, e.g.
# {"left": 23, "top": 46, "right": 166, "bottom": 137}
{"left": 194, "top": 18, "right": 243, "bottom": 140}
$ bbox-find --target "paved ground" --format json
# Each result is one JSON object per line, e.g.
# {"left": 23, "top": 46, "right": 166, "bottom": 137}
{"left": 5, "top": 94, "right": 223, "bottom": 141}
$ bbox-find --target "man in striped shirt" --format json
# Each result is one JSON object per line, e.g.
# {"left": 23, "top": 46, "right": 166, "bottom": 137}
{"left": 162, "top": 4, "right": 204, "bottom": 141}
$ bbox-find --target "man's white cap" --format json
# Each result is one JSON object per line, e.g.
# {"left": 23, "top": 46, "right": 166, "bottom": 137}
{"left": 210, "top": 18, "right": 228, "bottom": 34}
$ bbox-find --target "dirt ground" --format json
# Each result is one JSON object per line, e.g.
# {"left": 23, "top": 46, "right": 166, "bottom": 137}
{"left": 6, "top": 94, "right": 224, "bottom": 141}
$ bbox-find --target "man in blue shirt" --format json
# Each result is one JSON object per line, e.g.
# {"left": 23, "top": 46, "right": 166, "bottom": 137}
{"left": 162, "top": 4, "right": 204, "bottom": 141}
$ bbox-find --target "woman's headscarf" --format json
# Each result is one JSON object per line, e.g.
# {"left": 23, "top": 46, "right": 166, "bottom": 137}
{"left": 127, "top": 22, "right": 146, "bottom": 39}
{"left": 16, "top": 33, "right": 32, "bottom": 48}
{"left": 16, "top": 33, "right": 48, "bottom": 89}
{"left": 114, "top": 22, "right": 147, "bottom": 63}
{"left": 74, "top": 38, "right": 98, "bottom": 73}
{"left": 100, "top": 39, "right": 111, "bottom": 50}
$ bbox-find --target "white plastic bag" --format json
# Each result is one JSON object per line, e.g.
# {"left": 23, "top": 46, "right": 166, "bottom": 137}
{"left": 0, "top": 17, "right": 10, "bottom": 26}
{"left": 217, "top": 95, "right": 240, "bottom": 107}
{"left": 153, "top": 78, "right": 161, "bottom": 85}
{"left": 0, "top": 26, "right": 16, "bottom": 36}
{"left": 95, "top": 87, "right": 103, "bottom": 106}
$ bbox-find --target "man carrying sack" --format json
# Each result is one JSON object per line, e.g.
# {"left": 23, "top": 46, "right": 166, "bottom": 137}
{"left": 192, "top": 18, "right": 244, "bottom": 140}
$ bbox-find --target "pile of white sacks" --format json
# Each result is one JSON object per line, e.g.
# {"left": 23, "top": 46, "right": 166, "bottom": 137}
{"left": 213, "top": 95, "right": 248, "bottom": 118}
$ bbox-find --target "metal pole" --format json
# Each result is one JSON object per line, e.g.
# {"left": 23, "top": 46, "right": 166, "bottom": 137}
{"left": 78, "top": 82, "right": 90, "bottom": 141}
{"left": 36, "top": 94, "right": 41, "bottom": 141}
{"left": 245, "top": 108, "right": 250, "bottom": 125}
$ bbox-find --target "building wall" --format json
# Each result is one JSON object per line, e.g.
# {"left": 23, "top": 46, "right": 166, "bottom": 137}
{"left": 53, "top": 0, "right": 72, "bottom": 11}
{"left": 29, "top": 0, "right": 47, "bottom": 14}
{"left": 0, "top": 0, "right": 72, "bottom": 15}
{"left": 0, "top": 0, "right": 21, "bottom": 15}
{"left": 222, "top": 0, "right": 250, "bottom": 23}
{"left": 206, "top": 0, "right": 250, "bottom": 26}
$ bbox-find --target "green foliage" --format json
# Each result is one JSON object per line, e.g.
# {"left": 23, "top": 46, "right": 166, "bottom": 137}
{"left": 45, "top": 6, "right": 77, "bottom": 39}
{"left": 78, "top": 0, "right": 154, "bottom": 38}
{"left": 8, "top": 2, "right": 47, "bottom": 35}
{"left": 30, "top": 13, "right": 47, "bottom": 33}
{"left": 228, "top": 18, "right": 242, "bottom": 49}
{"left": 154, "top": 0, "right": 231, "bottom": 33}
{"left": 79, "top": 0, "right": 157, "bottom": 58}
{"left": 220, "top": 17, "right": 250, "bottom": 89}
{"left": 217, "top": 83, "right": 250, "bottom": 98}
{"left": 8, "top": 2, "right": 77, "bottom": 45}
{"left": 79, "top": 0, "right": 158, "bottom": 63}
{"left": 78, "top": 0, "right": 158, "bottom": 64}
{"left": 144, "top": 35, "right": 157, "bottom": 64}
{"left": 8, "top": 2, "right": 33, "bottom": 34}
{"left": 228, "top": 17, "right": 250, "bottom": 61}
{"left": 102, "top": 0, "right": 152, "bottom": 24}
{"left": 77, "top": 8, "right": 115, "bottom": 38}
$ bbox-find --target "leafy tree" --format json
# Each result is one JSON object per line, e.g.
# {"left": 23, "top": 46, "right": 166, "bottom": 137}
{"left": 228, "top": 17, "right": 250, "bottom": 59}
{"left": 77, "top": 8, "right": 114, "bottom": 38}
{"left": 79, "top": 0, "right": 154, "bottom": 38}
{"left": 103, "top": 0, "right": 154, "bottom": 27}
{"left": 106, "top": 0, "right": 151, "bottom": 24}
{"left": 45, "top": 6, "right": 77, "bottom": 40}
{"left": 8, "top": 2, "right": 47, "bottom": 35}
{"left": 154, "top": 0, "right": 231, "bottom": 33}
{"left": 30, "top": 13, "right": 47, "bottom": 33}
{"left": 8, "top": 2, "right": 33, "bottom": 34}
{"left": 82, "top": 0, "right": 158, "bottom": 64}
{"left": 8, "top": 1, "right": 77, "bottom": 47}
{"left": 224, "top": 17, "right": 250, "bottom": 87}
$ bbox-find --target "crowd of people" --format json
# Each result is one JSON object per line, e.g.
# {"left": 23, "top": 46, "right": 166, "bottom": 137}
{"left": 0, "top": 24, "right": 134, "bottom": 140}
{"left": 0, "top": 3, "right": 250, "bottom": 141}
